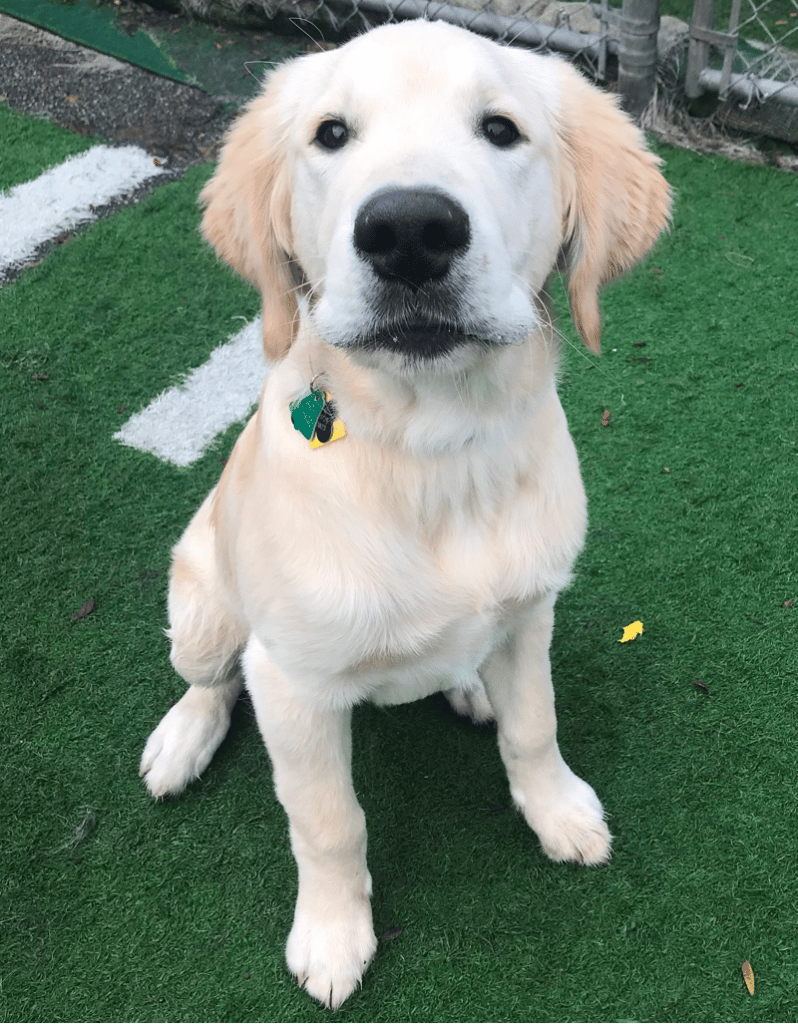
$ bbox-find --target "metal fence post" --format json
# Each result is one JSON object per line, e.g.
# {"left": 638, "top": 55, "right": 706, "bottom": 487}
{"left": 685, "top": 0, "right": 714, "bottom": 98}
{"left": 619, "top": 0, "right": 661, "bottom": 118}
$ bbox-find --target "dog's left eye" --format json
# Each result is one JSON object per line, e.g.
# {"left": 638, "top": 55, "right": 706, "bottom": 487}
{"left": 315, "top": 119, "right": 349, "bottom": 151}
{"left": 481, "top": 115, "right": 521, "bottom": 148}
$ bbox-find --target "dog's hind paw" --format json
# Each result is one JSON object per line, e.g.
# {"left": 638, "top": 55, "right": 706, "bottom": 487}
{"left": 514, "top": 768, "right": 612, "bottom": 867}
{"left": 445, "top": 674, "right": 495, "bottom": 724}
{"left": 140, "top": 684, "right": 236, "bottom": 797}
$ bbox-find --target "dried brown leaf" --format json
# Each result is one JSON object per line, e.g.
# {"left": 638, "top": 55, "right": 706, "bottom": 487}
{"left": 692, "top": 679, "right": 709, "bottom": 693}
{"left": 741, "top": 959, "right": 755, "bottom": 995}
{"left": 601, "top": 409, "right": 611, "bottom": 427}
{"left": 72, "top": 598, "right": 96, "bottom": 623}
{"left": 378, "top": 926, "right": 404, "bottom": 943}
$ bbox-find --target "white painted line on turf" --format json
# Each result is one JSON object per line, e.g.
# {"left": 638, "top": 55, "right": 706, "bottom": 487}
{"left": 0, "top": 144, "right": 165, "bottom": 275}
{"left": 114, "top": 317, "right": 268, "bottom": 467}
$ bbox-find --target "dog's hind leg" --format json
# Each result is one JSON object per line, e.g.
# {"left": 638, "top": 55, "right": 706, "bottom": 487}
{"left": 140, "top": 489, "right": 246, "bottom": 798}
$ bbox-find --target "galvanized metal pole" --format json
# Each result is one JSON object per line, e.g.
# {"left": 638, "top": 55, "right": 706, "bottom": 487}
{"left": 685, "top": 0, "right": 714, "bottom": 98}
{"left": 619, "top": 0, "right": 660, "bottom": 118}
{"left": 343, "top": 0, "right": 620, "bottom": 62}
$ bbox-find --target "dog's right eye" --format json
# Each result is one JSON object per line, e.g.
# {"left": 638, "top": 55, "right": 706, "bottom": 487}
{"left": 314, "top": 120, "right": 349, "bottom": 151}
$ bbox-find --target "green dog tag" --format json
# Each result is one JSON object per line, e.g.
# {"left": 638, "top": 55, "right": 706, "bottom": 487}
{"left": 290, "top": 389, "right": 325, "bottom": 440}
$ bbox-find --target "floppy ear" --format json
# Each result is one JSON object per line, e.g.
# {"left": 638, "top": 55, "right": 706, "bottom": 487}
{"left": 200, "top": 66, "right": 297, "bottom": 361}
{"left": 556, "top": 62, "right": 672, "bottom": 353}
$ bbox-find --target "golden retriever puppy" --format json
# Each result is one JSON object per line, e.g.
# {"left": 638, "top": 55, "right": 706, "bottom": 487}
{"left": 140, "top": 18, "right": 670, "bottom": 1009}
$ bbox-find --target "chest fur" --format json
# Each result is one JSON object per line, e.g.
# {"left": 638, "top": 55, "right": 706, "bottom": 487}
{"left": 234, "top": 462, "right": 582, "bottom": 707}
{"left": 220, "top": 378, "right": 586, "bottom": 706}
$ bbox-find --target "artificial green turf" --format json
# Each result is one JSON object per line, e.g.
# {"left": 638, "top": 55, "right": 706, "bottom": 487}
{"left": 0, "top": 102, "right": 100, "bottom": 191}
{"left": 0, "top": 0, "right": 301, "bottom": 99}
{"left": 0, "top": 0, "right": 188, "bottom": 81}
{"left": 1, "top": 135, "right": 797, "bottom": 1022}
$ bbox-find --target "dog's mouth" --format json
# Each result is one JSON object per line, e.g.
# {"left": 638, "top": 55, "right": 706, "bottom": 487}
{"left": 351, "top": 321, "right": 494, "bottom": 359}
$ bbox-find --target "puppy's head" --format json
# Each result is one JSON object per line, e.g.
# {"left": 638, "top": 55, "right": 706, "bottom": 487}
{"left": 201, "top": 21, "right": 670, "bottom": 363}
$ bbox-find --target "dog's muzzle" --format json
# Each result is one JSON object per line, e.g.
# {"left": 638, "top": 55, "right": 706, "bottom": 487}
{"left": 352, "top": 187, "right": 482, "bottom": 358}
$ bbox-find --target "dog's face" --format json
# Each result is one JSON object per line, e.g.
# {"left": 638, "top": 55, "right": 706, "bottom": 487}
{"left": 202, "top": 20, "right": 671, "bottom": 365}
{"left": 283, "top": 24, "right": 562, "bottom": 362}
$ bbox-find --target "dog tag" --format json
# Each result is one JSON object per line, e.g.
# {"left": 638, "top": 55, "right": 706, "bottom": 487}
{"left": 290, "top": 388, "right": 325, "bottom": 440}
{"left": 290, "top": 388, "right": 346, "bottom": 448}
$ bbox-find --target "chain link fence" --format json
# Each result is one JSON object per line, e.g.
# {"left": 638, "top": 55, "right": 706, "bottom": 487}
{"left": 181, "top": 0, "right": 675, "bottom": 113}
{"left": 188, "top": 0, "right": 618, "bottom": 71}
{"left": 290, "top": 0, "right": 618, "bottom": 79}
{"left": 687, "top": 0, "right": 798, "bottom": 107}
{"left": 174, "top": 0, "right": 798, "bottom": 141}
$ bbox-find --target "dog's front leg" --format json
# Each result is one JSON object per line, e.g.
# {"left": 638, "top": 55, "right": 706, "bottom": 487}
{"left": 481, "top": 593, "right": 612, "bottom": 866}
{"left": 243, "top": 637, "right": 377, "bottom": 1009}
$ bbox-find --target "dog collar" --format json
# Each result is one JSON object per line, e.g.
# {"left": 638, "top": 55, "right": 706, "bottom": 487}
{"left": 289, "top": 387, "right": 346, "bottom": 449}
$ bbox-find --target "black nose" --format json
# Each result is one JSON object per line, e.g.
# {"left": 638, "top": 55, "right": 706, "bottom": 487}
{"left": 354, "top": 188, "right": 470, "bottom": 289}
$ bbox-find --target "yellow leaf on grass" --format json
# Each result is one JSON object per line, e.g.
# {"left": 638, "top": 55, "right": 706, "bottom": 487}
{"left": 742, "top": 959, "right": 755, "bottom": 995}
{"left": 619, "top": 620, "right": 643, "bottom": 643}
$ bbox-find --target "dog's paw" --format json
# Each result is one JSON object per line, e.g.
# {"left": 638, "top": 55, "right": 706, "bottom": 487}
{"left": 286, "top": 896, "right": 377, "bottom": 1009}
{"left": 445, "top": 674, "right": 495, "bottom": 724}
{"left": 140, "top": 685, "right": 234, "bottom": 798}
{"left": 514, "top": 769, "right": 612, "bottom": 866}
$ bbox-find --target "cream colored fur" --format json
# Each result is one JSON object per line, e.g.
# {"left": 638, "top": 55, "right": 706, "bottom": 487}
{"left": 140, "top": 19, "right": 670, "bottom": 1009}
